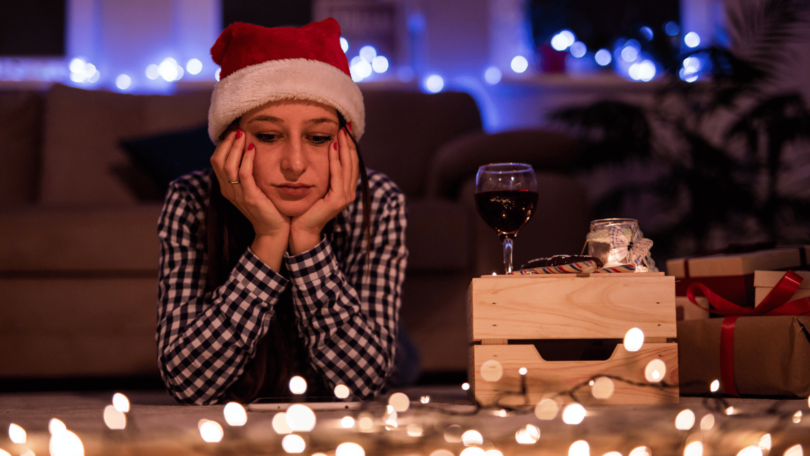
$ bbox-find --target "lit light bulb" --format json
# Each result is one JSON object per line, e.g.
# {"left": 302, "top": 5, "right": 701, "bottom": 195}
{"left": 675, "top": 409, "right": 696, "bottom": 430}
{"left": 737, "top": 446, "right": 763, "bottom": 456}
{"left": 341, "top": 416, "right": 355, "bottom": 428}
{"left": 282, "top": 434, "right": 306, "bottom": 453}
{"left": 563, "top": 403, "right": 586, "bottom": 425}
{"left": 159, "top": 58, "right": 179, "bottom": 82}
{"left": 334, "top": 384, "right": 350, "bottom": 399}
{"left": 535, "top": 398, "right": 559, "bottom": 420}
{"left": 49, "top": 429, "right": 84, "bottom": 456}
{"left": 519, "top": 367, "right": 528, "bottom": 375}
{"left": 700, "top": 413, "right": 715, "bottom": 430}
{"left": 784, "top": 444, "right": 803, "bottom": 456}
{"left": 407, "top": 423, "right": 423, "bottom": 437}
{"left": 645, "top": 359, "right": 667, "bottom": 383}
{"left": 481, "top": 359, "right": 503, "bottom": 382}
{"left": 591, "top": 377, "right": 615, "bottom": 399}
{"left": 515, "top": 424, "right": 540, "bottom": 444}
{"left": 224, "top": 402, "right": 247, "bottom": 426}
{"left": 629, "top": 447, "right": 650, "bottom": 456}
{"left": 358, "top": 415, "right": 374, "bottom": 432}
{"left": 461, "top": 382, "right": 470, "bottom": 391}
{"left": 570, "top": 42, "right": 587, "bottom": 58}
{"left": 726, "top": 406, "right": 735, "bottom": 415}
{"left": 486, "top": 450, "right": 504, "bottom": 456}
{"left": 272, "top": 412, "right": 293, "bottom": 434}
{"left": 9, "top": 423, "right": 26, "bottom": 444}
{"left": 49, "top": 419, "right": 67, "bottom": 435}
{"left": 289, "top": 376, "right": 307, "bottom": 395}
{"left": 198, "top": 420, "right": 224, "bottom": 443}
{"left": 759, "top": 434, "right": 772, "bottom": 450}
{"left": 285, "top": 404, "right": 316, "bottom": 432}
{"left": 461, "top": 448, "right": 486, "bottom": 456}
{"left": 793, "top": 411, "right": 803, "bottom": 423}
{"left": 340, "top": 37, "right": 349, "bottom": 53}
{"left": 461, "top": 430, "right": 484, "bottom": 446}
{"left": 103, "top": 405, "right": 127, "bottom": 430}
{"left": 624, "top": 328, "right": 645, "bottom": 351}
{"left": 420, "top": 395, "right": 430, "bottom": 404}
{"left": 336, "top": 442, "right": 365, "bottom": 456}
{"left": 685, "top": 441, "right": 703, "bottom": 456}
{"left": 430, "top": 451, "right": 454, "bottom": 456}
{"left": 569, "top": 440, "right": 590, "bottom": 456}
{"left": 69, "top": 58, "right": 86, "bottom": 74}
{"left": 388, "top": 392, "right": 410, "bottom": 412}
{"left": 710, "top": 380, "right": 720, "bottom": 392}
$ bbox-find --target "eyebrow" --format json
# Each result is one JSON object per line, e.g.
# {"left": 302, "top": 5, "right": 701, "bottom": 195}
{"left": 247, "top": 115, "right": 338, "bottom": 126}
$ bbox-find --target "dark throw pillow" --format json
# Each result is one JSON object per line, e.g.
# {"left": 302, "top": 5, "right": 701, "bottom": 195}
{"left": 118, "top": 125, "right": 215, "bottom": 200}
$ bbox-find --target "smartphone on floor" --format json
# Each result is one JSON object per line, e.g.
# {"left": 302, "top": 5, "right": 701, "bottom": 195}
{"left": 247, "top": 396, "right": 363, "bottom": 411}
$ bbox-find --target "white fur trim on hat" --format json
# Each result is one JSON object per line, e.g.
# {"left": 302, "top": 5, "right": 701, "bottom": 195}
{"left": 208, "top": 58, "right": 365, "bottom": 142}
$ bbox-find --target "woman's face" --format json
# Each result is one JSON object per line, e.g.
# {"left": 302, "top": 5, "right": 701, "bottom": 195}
{"left": 239, "top": 100, "right": 340, "bottom": 217}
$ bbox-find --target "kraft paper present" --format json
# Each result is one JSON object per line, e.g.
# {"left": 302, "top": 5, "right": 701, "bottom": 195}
{"left": 677, "top": 316, "right": 810, "bottom": 397}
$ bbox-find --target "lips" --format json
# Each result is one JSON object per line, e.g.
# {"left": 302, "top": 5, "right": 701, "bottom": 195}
{"left": 275, "top": 184, "right": 312, "bottom": 197}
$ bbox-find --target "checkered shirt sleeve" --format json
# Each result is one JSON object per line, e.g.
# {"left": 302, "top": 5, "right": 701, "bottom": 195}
{"left": 156, "top": 171, "right": 290, "bottom": 405}
{"left": 285, "top": 172, "right": 407, "bottom": 399}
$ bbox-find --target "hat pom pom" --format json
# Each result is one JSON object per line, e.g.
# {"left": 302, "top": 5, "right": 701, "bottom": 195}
{"left": 211, "top": 25, "right": 235, "bottom": 66}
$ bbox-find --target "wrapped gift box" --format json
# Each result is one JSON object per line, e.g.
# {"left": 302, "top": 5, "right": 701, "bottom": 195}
{"left": 755, "top": 270, "right": 810, "bottom": 307}
{"left": 667, "top": 246, "right": 809, "bottom": 319}
{"left": 678, "top": 316, "right": 810, "bottom": 397}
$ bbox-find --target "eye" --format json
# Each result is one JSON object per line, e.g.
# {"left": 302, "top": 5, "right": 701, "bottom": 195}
{"left": 255, "top": 133, "right": 280, "bottom": 143}
{"left": 309, "top": 135, "right": 333, "bottom": 145}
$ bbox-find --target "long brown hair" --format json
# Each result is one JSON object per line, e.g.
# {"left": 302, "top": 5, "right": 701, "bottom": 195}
{"left": 204, "top": 112, "right": 371, "bottom": 402}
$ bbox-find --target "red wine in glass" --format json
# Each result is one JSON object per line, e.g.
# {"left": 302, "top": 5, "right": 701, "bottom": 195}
{"left": 475, "top": 163, "right": 539, "bottom": 274}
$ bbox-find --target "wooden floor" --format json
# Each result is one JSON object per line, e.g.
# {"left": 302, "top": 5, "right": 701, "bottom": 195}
{"left": 0, "top": 387, "right": 808, "bottom": 455}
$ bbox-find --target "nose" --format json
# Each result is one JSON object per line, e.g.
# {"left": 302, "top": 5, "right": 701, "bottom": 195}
{"left": 280, "top": 136, "right": 306, "bottom": 179}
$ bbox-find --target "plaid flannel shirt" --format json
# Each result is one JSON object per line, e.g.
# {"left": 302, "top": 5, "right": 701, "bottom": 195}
{"left": 156, "top": 168, "right": 407, "bottom": 405}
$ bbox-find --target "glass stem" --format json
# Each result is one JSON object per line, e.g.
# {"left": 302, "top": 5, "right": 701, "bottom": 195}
{"left": 502, "top": 235, "right": 514, "bottom": 274}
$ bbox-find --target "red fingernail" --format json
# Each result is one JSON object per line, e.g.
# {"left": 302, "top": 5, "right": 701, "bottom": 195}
{"left": 236, "top": 129, "right": 243, "bottom": 139}
{"left": 333, "top": 141, "right": 338, "bottom": 150}
{"left": 347, "top": 122, "right": 352, "bottom": 132}
{"left": 247, "top": 143, "right": 254, "bottom": 151}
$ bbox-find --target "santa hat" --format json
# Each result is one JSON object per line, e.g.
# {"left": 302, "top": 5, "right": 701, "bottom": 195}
{"left": 208, "top": 19, "right": 365, "bottom": 143}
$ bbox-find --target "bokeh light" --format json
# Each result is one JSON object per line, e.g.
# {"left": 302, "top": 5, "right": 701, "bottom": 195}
{"left": 341, "top": 416, "right": 355, "bottom": 429}
{"left": 737, "top": 446, "right": 763, "bottom": 456}
{"left": 272, "top": 412, "right": 293, "bottom": 434}
{"left": 359, "top": 46, "right": 377, "bottom": 62}
{"left": 462, "top": 429, "right": 484, "bottom": 446}
{"left": 282, "top": 434, "right": 306, "bottom": 453}
{"left": 336, "top": 442, "right": 365, "bottom": 456}
{"left": 624, "top": 328, "right": 645, "bottom": 351}
{"left": 285, "top": 404, "right": 316, "bottom": 432}
{"left": 665, "top": 21, "right": 680, "bottom": 36}
{"left": 629, "top": 446, "right": 651, "bottom": 456}
{"left": 289, "top": 376, "right": 307, "bottom": 395}
{"left": 569, "top": 440, "right": 590, "bottom": 456}
{"left": 784, "top": 444, "right": 803, "bottom": 456}
{"left": 759, "top": 434, "right": 772, "bottom": 451}
{"left": 595, "top": 49, "right": 612, "bottom": 66}
{"left": 511, "top": 56, "right": 529, "bottom": 73}
{"left": 645, "top": 359, "right": 667, "bottom": 382}
{"left": 186, "top": 58, "right": 202, "bottom": 75}
{"left": 146, "top": 64, "right": 159, "bottom": 80}
{"left": 115, "top": 74, "right": 131, "bottom": 90}
{"left": 8, "top": 423, "right": 26, "bottom": 444}
{"left": 371, "top": 56, "right": 389, "bottom": 73}
{"left": 49, "top": 429, "right": 84, "bottom": 456}
{"left": 484, "top": 66, "right": 502, "bottom": 85}
{"left": 159, "top": 58, "right": 178, "bottom": 81}
{"left": 198, "top": 420, "right": 224, "bottom": 443}
{"left": 535, "top": 398, "right": 560, "bottom": 420}
{"left": 103, "top": 405, "right": 126, "bottom": 430}
{"left": 461, "top": 448, "right": 486, "bottom": 456}
{"left": 640, "top": 26, "right": 654, "bottom": 40}
{"left": 591, "top": 377, "right": 615, "bottom": 399}
{"left": 700, "top": 413, "right": 715, "bottom": 430}
{"left": 340, "top": 37, "right": 349, "bottom": 53}
{"left": 515, "top": 424, "right": 540, "bottom": 444}
{"left": 570, "top": 42, "right": 587, "bottom": 58}
{"left": 562, "top": 403, "right": 586, "bottom": 424}
{"left": 49, "top": 418, "right": 67, "bottom": 435}
{"left": 684, "top": 32, "right": 701, "bottom": 48}
{"left": 334, "top": 384, "right": 350, "bottom": 399}
{"left": 675, "top": 409, "right": 696, "bottom": 430}
{"left": 389, "top": 392, "right": 410, "bottom": 412}
{"left": 224, "top": 402, "right": 247, "bottom": 426}
{"left": 685, "top": 441, "right": 704, "bottom": 456}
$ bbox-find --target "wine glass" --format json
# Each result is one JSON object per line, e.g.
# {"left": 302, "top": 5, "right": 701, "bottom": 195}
{"left": 475, "top": 163, "right": 539, "bottom": 274}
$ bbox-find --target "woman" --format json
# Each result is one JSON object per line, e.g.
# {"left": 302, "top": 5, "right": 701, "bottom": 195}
{"left": 156, "top": 19, "right": 408, "bottom": 405}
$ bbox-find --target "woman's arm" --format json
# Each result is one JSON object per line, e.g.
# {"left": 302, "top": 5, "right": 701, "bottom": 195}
{"left": 156, "top": 174, "right": 289, "bottom": 405}
{"left": 285, "top": 175, "right": 407, "bottom": 399}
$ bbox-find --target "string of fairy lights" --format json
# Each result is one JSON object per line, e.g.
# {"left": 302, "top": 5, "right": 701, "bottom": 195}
{"left": 3, "top": 327, "right": 808, "bottom": 456}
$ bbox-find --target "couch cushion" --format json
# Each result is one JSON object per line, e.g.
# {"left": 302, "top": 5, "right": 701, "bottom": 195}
{"left": 0, "top": 91, "right": 43, "bottom": 206}
{"left": 405, "top": 199, "right": 471, "bottom": 271}
{"left": 39, "top": 84, "right": 211, "bottom": 206}
{"left": 0, "top": 204, "right": 163, "bottom": 272}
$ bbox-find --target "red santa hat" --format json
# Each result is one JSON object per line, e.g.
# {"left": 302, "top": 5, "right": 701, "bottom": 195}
{"left": 208, "top": 18, "right": 364, "bottom": 142}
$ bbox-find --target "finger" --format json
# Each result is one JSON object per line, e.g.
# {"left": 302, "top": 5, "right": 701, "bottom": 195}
{"left": 342, "top": 128, "right": 358, "bottom": 200}
{"left": 223, "top": 130, "right": 246, "bottom": 182}
{"left": 329, "top": 135, "right": 344, "bottom": 200}
{"left": 210, "top": 129, "right": 237, "bottom": 181}
{"left": 238, "top": 143, "right": 259, "bottom": 194}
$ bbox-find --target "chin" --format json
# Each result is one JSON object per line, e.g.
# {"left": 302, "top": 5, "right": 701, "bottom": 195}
{"left": 274, "top": 200, "right": 313, "bottom": 218}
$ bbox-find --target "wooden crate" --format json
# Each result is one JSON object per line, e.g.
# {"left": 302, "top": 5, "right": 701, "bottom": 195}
{"left": 467, "top": 273, "right": 678, "bottom": 406}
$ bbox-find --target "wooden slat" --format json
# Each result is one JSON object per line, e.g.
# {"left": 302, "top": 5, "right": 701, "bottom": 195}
{"left": 481, "top": 339, "right": 508, "bottom": 345}
{"left": 469, "top": 275, "right": 676, "bottom": 341}
{"left": 471, "top": 343, "right": 679, "bottom": 406}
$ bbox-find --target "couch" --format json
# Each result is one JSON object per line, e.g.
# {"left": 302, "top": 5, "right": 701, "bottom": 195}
{"left": 0, "top": 83, "right": 587, "bottom": 386}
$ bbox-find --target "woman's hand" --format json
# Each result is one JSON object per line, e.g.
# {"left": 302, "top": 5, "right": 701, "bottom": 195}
{"left": 289, "top": 127, "right": 359, "bottom": 255}
{"left": 210, "top": 129, "right": 290, "bottom": 270}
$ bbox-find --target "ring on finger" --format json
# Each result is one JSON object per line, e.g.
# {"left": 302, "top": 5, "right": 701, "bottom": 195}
{"left": 229, "top": 180, "right": 241, "bottom": 184}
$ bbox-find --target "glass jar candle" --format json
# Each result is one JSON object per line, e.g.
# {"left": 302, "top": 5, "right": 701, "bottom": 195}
{"left": 586, "top": 218, "right": 654, "bottom": 271}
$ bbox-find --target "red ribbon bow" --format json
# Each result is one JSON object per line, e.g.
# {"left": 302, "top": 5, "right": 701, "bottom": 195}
{"left": 687, "top": 270, "right": 810, "bottom": 396}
